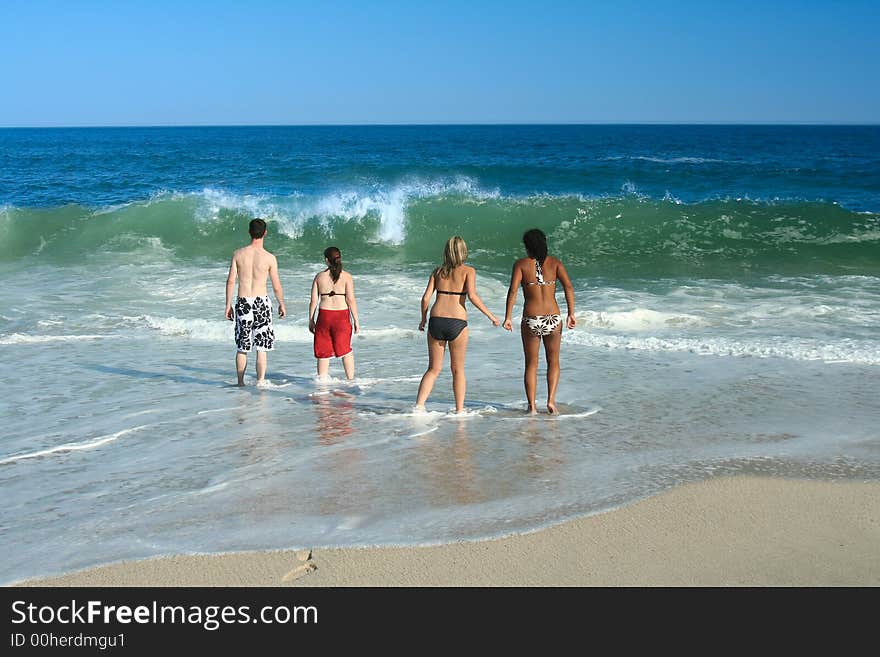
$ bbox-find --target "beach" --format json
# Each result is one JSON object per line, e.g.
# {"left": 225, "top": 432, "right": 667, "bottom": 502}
{"left": 2, "top": 125, "right": 878, "bottom": 586}
{"left": 17, "top": 476, "right": 880, "bottom": 587}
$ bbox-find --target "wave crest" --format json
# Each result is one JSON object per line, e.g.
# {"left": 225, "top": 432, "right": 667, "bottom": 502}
{"left": 3, "top": 187, "right": 878, "bottom": 277}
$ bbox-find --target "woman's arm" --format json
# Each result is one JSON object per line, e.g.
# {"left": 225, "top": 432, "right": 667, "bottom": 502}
{"left": 419, "top": 271, "right": 436, "bottom": 331}
{"left": 345, "top": 273, "right": 360, "bottom": 333}
{"left": 308, "top": 275, "right": 319, "bottom": 333}
{"left": 555, "top": 259, "right": 576, "bottom": 329}
{"left": 502, "top": 261, "right": 522, "bottom": 331}
{"left": 466, "top": 267, "right": 499, "bottom": 326}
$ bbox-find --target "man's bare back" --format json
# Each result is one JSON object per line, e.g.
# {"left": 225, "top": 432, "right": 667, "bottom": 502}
{"left": 229, "top": 244, "right": 277, "bottom": 299}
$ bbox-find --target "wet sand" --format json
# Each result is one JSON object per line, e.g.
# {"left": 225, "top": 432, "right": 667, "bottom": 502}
{"left": 17, "top": 476, "right": 880, "bottom": 587}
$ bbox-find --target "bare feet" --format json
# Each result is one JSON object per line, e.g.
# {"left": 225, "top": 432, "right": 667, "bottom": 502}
{"left": 526, "top": 405, "right": 538, "bottom": 415}
{"left": 547, "top": 401, "right": 558, "bottom": 415}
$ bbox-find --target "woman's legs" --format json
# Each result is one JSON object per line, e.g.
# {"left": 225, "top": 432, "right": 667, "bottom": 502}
{"left": 316, "top": 358, "right": 331, "bottom": 378}
{"left": 520, "top": 323, "right": 542, "bottom": 414}
{"left": 447, "top": 328, "right": 469, "bottom": 412}
{"left": 542, "top": 327, "right": 563, "bottom": 414}
{"left": 415, "top": 335, "right": 446, "bottom": 408}
{"left": 341, "top": 352, "right": 355, "bottom": 380}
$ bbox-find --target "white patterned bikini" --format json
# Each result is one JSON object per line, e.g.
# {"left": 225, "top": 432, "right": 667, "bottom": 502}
{"left": 522, "top": 259, "right": 561, "bottom": 336}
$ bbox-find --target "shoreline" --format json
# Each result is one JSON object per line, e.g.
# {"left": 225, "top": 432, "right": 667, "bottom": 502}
{"left": 14, "top": 475, "right": 880, "bottom": 587}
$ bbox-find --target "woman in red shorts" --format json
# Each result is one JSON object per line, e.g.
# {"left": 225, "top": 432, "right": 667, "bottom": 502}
{"left": 308, "top": 246, "right": 360, "bottom": 380}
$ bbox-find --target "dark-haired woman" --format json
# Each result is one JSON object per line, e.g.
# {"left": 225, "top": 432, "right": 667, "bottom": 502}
{"left": 309, "top": 246, "right": 360, "bottom": 380}
{"left": 503, "top": 229, "right": 576, "bottom": 414}
{"left": 415, "top": 236, "right": 499, "bottom": 413}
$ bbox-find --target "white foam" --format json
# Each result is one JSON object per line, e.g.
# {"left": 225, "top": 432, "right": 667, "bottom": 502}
{"left": 556, "top": 408, "right": 601, "bottom": 419}
{"left": 255, "top": 379, "right": 290, "bottom": 388}
{"left": 398, "top": 407, "right": 446, "bottom": 419}
{"left": 391, "top": 405, "right": 499, "bottom": 419}
{"left": 358, "top": 327, "right": 418, "bottom": 340}
{"left": 814, "top": 230, "right": 880, "bottom": 245}
{"left": 564, "top": 331, "right": 880, "bottom": 365}
{"left": 195, "top": 188, "right": 288, "bottom": 223}
{"left": 136, "top": 315, "right": 313, "bottom": 343}
{"left": 0, "top": 333, "right": 108, "bottom": 345}
{"left": 621, "top": 180, "right": 645, "bottom": 198}
{"left": 578, "top": 308, "right": 707, "bottom": 331}
{"left": 122, "top": 409, "right": 161, "bottom": 419}
{"left": 404, "top": 426, "right": 439, "bottom": 438}
{"left": 190, "top": 178, "right": 496, "bottom": 245}
{"left": 602, "top": 155, "right": 729, "bottom": 165}
{"left": 632, "top": 155, "right": 728, "bottom": 164}
{"left": 352, "top": 375, "right": 422, "bottom": 387}
{"left": 0, "top": 426, "right": 148, "bottom": 465}
{"left": 443, "top": 406, "right": 494, "bottom": 418}
{"left": 196, "top": 407, "right": 238, "bottom": 416}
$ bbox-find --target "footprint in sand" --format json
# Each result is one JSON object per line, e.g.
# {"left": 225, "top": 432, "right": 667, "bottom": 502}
{"left": 281, "top": 562, "right": 317, "bottom": 583}
{"left": 281, "top": 549, "right": 317, "bottom": 583}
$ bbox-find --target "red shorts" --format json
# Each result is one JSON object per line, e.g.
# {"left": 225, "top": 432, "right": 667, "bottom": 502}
{"left": 314, "top": 308, "right": 353, "bottom": 359}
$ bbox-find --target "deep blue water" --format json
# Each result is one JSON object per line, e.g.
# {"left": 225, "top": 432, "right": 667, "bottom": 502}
{"left": 3, "top": 125, "right": 879, "bottom": 209}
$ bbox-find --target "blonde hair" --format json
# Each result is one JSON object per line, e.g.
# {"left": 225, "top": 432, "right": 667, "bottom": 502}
{"left": 438, "top": 236, "right": 467, "bottom": 279}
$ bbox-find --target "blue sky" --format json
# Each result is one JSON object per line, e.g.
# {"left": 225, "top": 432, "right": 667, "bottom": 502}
{"left": 1, "top": 0, "right": 878, "bottom": 126}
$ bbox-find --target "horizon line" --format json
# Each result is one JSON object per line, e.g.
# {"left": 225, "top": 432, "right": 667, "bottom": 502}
{"left": 1, "top": 120, "right": 879, "bottom": 129}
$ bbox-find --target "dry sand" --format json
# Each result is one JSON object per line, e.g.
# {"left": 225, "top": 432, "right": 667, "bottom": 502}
{"left": 16, "top": 476, "right": 880, "bottom": 587}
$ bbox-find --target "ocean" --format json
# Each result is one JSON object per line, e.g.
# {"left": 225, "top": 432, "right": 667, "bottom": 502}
{"left": 1, "top": 125, "right": 878, "bottom": 584}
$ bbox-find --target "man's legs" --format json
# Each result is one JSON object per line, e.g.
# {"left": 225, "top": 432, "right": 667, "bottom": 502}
{"left": 235, "top": 352, "right": 248, "bottom": 386}
{"left": 256, "top": 350, "right": 268, "bottom": 383}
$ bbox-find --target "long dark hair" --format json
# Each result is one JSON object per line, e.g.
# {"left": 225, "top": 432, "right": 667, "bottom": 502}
{"left": 324, "top": 246, "right": 342, "bottom": 283}
{"left": 522, "top": 228, "right": 548, "bottom": 264}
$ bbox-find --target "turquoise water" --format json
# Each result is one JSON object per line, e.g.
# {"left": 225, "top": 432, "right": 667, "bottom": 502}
{"left": 1, "top": 125, "right": 878, "bottom": 583}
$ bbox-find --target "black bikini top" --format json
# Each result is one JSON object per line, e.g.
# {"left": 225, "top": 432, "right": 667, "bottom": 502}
{"left": 435, "top": 269, "right": 466, "bottom": 296}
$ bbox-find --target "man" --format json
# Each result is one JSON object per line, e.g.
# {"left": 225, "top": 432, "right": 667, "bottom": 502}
{"left": 225, "top": 218, "right": 286, "bottom": 386}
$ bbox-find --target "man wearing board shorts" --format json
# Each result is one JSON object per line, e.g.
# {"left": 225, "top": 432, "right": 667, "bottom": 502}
{"left": 225, "top": 218, "right": 286, "bottom": 386}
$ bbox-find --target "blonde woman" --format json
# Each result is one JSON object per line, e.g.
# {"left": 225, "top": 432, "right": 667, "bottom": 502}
{"left": 415, "top": 236, "right": 499, "bottom": 412}
{"left": 309, "top": 246, "right": 360, "bottom": 380}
